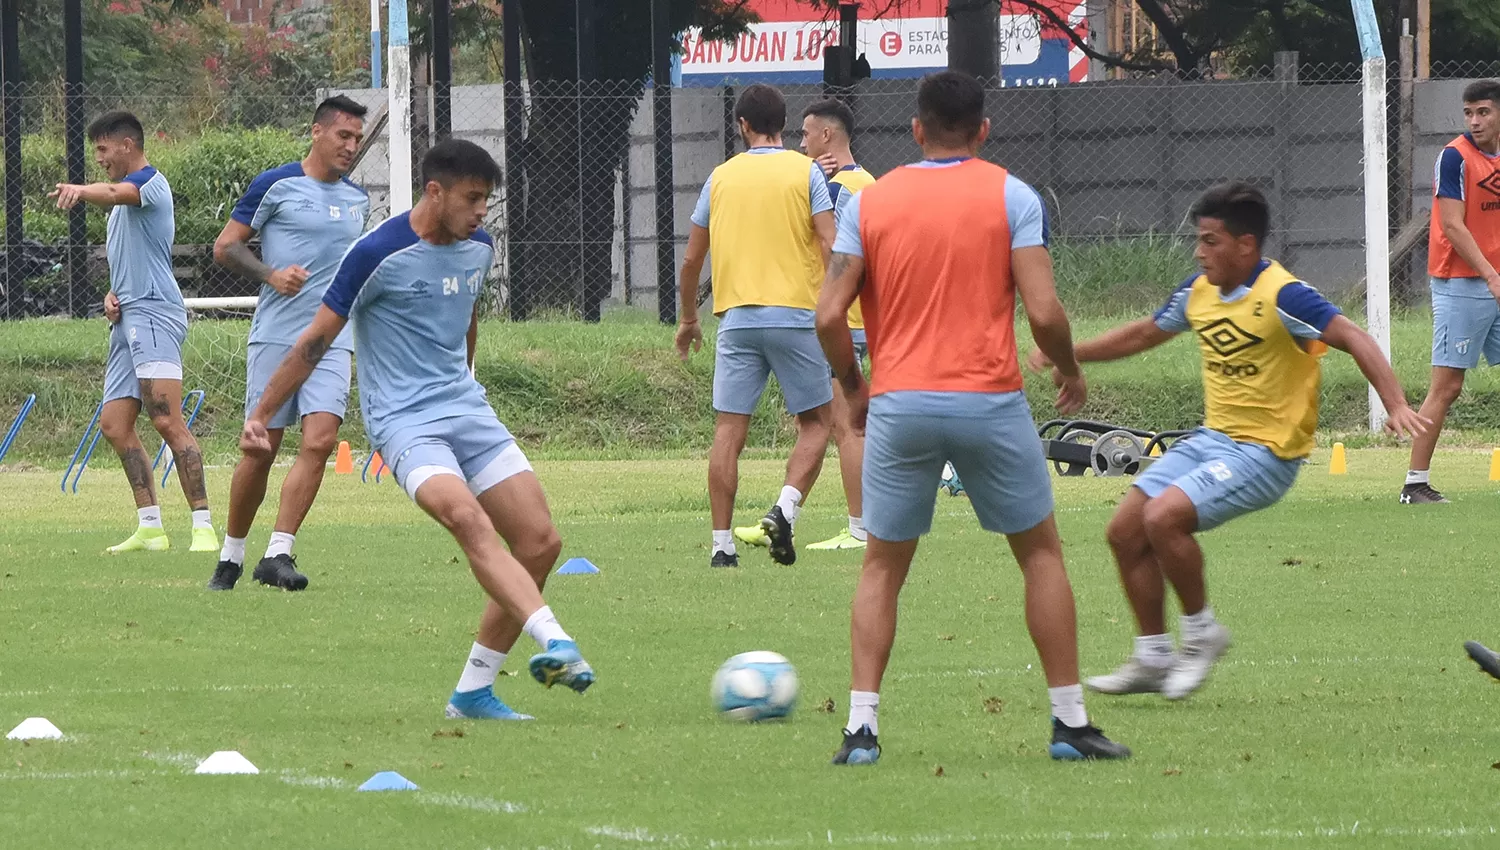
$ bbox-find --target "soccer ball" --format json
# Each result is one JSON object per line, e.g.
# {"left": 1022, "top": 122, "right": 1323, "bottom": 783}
{"left": 711, "top": 651, "right": 798, "bottom": 722}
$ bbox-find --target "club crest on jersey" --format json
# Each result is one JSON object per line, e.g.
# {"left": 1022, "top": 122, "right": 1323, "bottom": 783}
{"left": 465, "top": 268, "right": 483, "bottom": 294}
{"left": 1197, "top": 318, "right": 1264, "bottom": 358}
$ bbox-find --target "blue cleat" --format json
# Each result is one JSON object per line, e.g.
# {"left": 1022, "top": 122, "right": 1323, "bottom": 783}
{"left": 445, "top": 686, "right": 534, "bottom": 720}
{"left": 831, "top": 724, "right": 881, "bottom": 765}
{"left": 528, "top": 639, "right": 595, "bottom": 693}
{"left": 1048, "top": 717, "right": 1131, "bottom": 761}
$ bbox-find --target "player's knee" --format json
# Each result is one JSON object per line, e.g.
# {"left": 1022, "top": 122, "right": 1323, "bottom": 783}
{"left": 99, "top": 414, "right": 133, "bottom": 445}
{"left": 520, "top": 526, "right": 563, "bottom": 578}
{"left": 1141, "top": 498, "right": 1190, "bottom": 541}
{"left": 299, "top": 432, "right": 338, "bottom": 460}
{"left": 1105, "top": 511, "right": 1146, "bottom": 555}
{"left": 435, "top": 500, "right": 489, "bottom": 536}
{"left": 1427, "top": 374, "right": 1465, "bottom": 407}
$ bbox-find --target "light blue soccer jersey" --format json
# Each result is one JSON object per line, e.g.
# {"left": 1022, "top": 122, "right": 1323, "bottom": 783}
{"left": 322, "top": 212, "right": 495, "bottom": 446}
{"left": 107, "top": 166, "right": 184, "bottom": 313}
{"left": 232, "top": 162, "right": 368, "bottom": 350}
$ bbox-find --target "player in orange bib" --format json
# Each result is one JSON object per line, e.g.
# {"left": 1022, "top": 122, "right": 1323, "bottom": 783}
{"left": 1401, "top": 79, "right": 1500, "bottom": 504}
{"left": 817, "top": 71, "right": 1131, "bottom": 764}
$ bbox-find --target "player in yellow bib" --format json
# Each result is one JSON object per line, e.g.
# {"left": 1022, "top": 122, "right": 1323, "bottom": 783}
{"left": 1029, "top": 182, "right": 1427, "bottom": 701}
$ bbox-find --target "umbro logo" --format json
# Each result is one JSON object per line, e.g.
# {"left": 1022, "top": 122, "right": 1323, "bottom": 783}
{"left": 1479, "top": 171, "right": 1500, "bottom": 198}
{"left": 1197, "top": 318, "right": 1263, "bottom": 357}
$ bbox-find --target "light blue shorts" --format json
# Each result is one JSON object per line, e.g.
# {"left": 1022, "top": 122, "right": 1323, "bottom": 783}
{"left": 1133, "top": 427, "right": 1301, "bottom": 531}
{"left": 245, "top": 343, "right": 352, "bottom": 430}
{"left": 1430, "top": 279, "right": 1500, "bottom": 369}
{"left": 103, "top": 304, "right": 188, "bottom": 404}
{"left": 863, "top": 391, "right": 1053, "bottom": 542}
{"left": 381, "top": 410, "right": 532, "bottom": 501}
{"left": 713, "top": 326, "right": 833, "bottom": 416}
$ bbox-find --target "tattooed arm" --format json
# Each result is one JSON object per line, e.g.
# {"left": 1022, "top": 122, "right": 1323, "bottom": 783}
{"left": 214, "top": 219, "right": 309, "bottom": 296}
{"left": 242, "top": 306, "right": 348, "bottom": 456}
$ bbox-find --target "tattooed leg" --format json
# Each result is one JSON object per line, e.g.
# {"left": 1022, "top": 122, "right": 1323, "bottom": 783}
{"left": 141, "top": 378, "right": 210, "bottom": 511}
{"left": 99, "top": 398, "right": 158, "bottom": 509}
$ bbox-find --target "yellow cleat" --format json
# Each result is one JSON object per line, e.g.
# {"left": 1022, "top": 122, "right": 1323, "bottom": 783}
{"left": 733, "top": 524, "right": 769, "bottom": 548}
{"left": 189, "top": 526, "right": 219, "bottom": 553}
{"left": 107, "top": 528, "right": 170, "bottom": 554}
{"left": 805, "top": 530, "right": 867, "bottom": 551}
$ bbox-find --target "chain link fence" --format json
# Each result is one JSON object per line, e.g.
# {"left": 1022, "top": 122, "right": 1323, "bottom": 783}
{"left": 4, "top": 61, "right": 1500, "bottom": 322}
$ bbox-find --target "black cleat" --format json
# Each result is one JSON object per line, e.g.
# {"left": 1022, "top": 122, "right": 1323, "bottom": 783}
{"left": 759, "top": 506, "right": 796, "bottom": 566}
{"left": 253, "top": 554, "right": 309, "bottom": 591}
{"left": 207, "top": 560, "right": 243, "bottom": 591}
{"left": 831, "top": 724, "right": 880, "bottom": 765}
{"left": 1465, "top": 641, "right": 1500, "bottom": 681}
{"left": 710, "top": 550, "right": 740, "bottom": 568}
{"left": 1048, "top": 717, "right": 1132, "bottom": 761}
{"left": 1399, "top": 483, "right": 1449, "bottom": 504}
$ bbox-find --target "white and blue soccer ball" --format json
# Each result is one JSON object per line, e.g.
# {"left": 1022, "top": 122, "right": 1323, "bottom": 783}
{"left": 711, "top": 651, "right": 799, "bottom": 722}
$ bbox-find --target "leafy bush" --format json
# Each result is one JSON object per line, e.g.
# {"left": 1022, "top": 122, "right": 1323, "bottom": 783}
{"left": 0, "top": 127, "right": 307, "bottom": 246}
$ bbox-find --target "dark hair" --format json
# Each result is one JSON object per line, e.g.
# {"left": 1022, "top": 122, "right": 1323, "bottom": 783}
{"left": 803, "top": 98, "right": 855, "bottom": 137}
{"left": 734, "top": 84, "right": 787, "bottom": 136}
{"left": 917, "top": 71, "right": 985, "bottom": 144}
{"left": 421, "top": 138, "right": 503, "bottom": 189}
{"left": 1191, "top": 181, "right": 1270, "bottom": 246}
{"left": 86, "top": 110, "right": 145, "bottom": 148}
{"left": 1462, "top": 79, "right": 1500, "bottom": 106}
{"left": 314, "top": 94, "right": 369, "bottom": 125}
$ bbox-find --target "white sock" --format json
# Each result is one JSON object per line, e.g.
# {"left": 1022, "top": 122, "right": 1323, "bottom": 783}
{"left": 455, "top": 642, "right": 506, "bottom": 693}
{"left": 1181, "top": 606, "right": 1216, "bottom": 639}
{"left": 848, "top": 516, "right": 866, "bottom": 542}
{"left": 522, "top": 605, "right": 573, "bottom": 649}
{"left": 265, "top": 531, "right": 296, "bottom": 559}
{"left": 776, "top": 485, "right": 804, "bottom": 527}
{"left": 1133, "top": 633, "right": 1175, "bottom": 668}
{"left": 712, "top": 529, "right": 735, "bottom": 556}
{"left": 220, "top": 536, "right": 247, "bottom": 565}
{"left": 137, "top": 506, "right": 162, "bottom": 530}
{"left": 1406, "top": 469, "right": 1430, "bottom": 485}
{"left": 1049, "top": 684, "right": 1088, "bottom": 728}
{"left": 191, "top": 509, "right": 212, "bottom": 530}
{"left": 847, "top": 690, "right": 879, "bottom": 735}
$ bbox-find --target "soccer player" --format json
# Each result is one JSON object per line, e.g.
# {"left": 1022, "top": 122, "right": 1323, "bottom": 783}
{"left": 817, "top": 71, "right": 1131, "bottom": 764}
{"left": 50, "top": 111, "right": 216, "bottom": 554}
{"left": 1400, "top": 79, "right": 1500, "bottom": 504}
{"left": 238, "top": 139, "right": 594, "bottom": 718}
{"left": 207, "top": 96, "right": 371, "bottom": 592}
{"left": 1031, "top": 182, "right": 1427, "bottom": 701}
{"left": 675, "top": 83, "right": 837, "bottom": 568}
{"left": 800, "top": 98, "right": 876, "bottom": 553}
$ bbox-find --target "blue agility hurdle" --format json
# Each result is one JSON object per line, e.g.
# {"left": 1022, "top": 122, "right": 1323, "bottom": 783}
{"left": 0, "top": 393, "right": 36, "bottom": 466}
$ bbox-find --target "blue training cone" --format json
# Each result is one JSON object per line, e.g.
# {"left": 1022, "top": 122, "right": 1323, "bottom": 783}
{"left": 358, "top": 771, "right": 419, "bottom": 791}
{"left": 557, "top": 558, "right": 600, "bottom": 575}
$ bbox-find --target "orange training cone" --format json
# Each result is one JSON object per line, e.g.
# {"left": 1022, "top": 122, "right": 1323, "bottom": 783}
{"left": 335, "top": 440, "right": 354, "bottom": 474}
{"left": 370, "top": 451, "right": 387, "bottom": 476}
{"left": 1489, "top": 448, "right": 1500, "bottom": 482}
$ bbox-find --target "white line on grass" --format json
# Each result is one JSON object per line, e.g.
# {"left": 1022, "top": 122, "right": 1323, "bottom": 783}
{"left": 889, "top": 655, "right": 1421, "bottom": 682}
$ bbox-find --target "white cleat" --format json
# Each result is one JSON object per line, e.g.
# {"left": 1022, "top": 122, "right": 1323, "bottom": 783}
{"left": 1086, "top": 657, "right": 1171, "bottom": 695}
{"left": 1162, "top": 622, "right": 1232, "bottom": 700}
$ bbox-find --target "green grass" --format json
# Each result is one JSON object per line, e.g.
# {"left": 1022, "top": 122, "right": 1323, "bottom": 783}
{"left": 2, "top": 450, "right": 1499, "bottom": 847}
{"left": 4, "top": 310, "right": 1499, "bottom": 467}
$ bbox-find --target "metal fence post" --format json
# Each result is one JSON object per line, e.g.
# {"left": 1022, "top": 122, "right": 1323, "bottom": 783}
{"left": 65, "top": 0, "right": 87, "bottom": 318}
{"left": 1, "top": 0, "right": 22, "bottom": 320}
{"left": 651, "top": 0, "right": 676, "bottom": 324}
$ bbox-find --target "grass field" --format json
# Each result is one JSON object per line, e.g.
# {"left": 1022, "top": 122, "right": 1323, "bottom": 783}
{"left": 2, "top": 447, "right": 1499, "bottom": 848}
{"left": 5, "top": 311, "right": 1500, "bottom": 466}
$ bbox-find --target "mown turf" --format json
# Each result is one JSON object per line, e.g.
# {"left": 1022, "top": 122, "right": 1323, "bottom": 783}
{"left": 1, "top": 448, "right": 1498, "bottom": 848}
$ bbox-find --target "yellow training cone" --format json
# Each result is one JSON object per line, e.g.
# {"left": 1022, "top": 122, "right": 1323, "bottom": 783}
{"left": 1490, "top": 448, "right": 1500, "bottom": 482}
{"left": 1329, "top": 442, "right": 1347, "bottom": 475}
